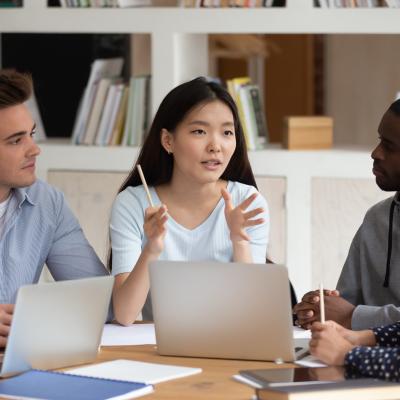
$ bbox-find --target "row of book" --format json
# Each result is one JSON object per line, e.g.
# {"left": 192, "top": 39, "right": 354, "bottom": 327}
{"left": 57, "top": 0, "right": 152, "bottom": 7}
{"left": 227, "top": 77, "right": 269, "bottom": 151}
{"left": 71, "top": 58, "right": 151, "bottom": 146}
{"left": 56, "top": 0, "right": 284, "bottom": 6}
{"left": 180, "top": 0, "right": 284, "bottom": 6}
{"left": 71, "top": 60, "right": 268, "bottom": 149}
{"left": 316, "top": 0, "right": 386, "bottom": 6}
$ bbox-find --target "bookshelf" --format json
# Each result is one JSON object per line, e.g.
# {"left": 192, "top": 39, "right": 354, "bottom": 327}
{"left": 1, "top": 0, "right": 395, "bottom": 296}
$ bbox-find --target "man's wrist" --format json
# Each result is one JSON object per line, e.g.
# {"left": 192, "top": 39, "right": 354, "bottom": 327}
{"left": 342, "top": 305, "right": 356, "bottom": 329}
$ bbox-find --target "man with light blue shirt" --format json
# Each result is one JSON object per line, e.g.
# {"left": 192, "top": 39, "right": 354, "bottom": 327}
{"left": 0, "top": 70, "right": 110, "bottom": 347}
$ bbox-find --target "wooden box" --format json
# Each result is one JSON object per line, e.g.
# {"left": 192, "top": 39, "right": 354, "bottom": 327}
{"left": 283, "top": 116, "right": 333, "bottom": 150}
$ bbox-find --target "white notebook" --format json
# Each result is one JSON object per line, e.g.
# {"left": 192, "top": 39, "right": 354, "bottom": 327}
{"left": 66, "top": 359, "right": 202, "bottom": 384}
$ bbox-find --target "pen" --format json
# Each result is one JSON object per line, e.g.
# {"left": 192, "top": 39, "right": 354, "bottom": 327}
{"left": 137, "top": 164, "right": 154, "bottom": 207}
{"left": 319, "top": 282, "right": 325, "bottom": 324}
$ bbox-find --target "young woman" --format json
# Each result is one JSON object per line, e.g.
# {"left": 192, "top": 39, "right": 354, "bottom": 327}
{"left": 110, "top": 77, "right": 269, "bottom": 325}
{"left": 310, "top": 320, "right": 400, "bottom": 381}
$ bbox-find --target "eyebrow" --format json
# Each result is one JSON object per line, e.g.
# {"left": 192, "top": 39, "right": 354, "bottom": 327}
{"left": 188, "top": 120, "right": 234, "bottom": 127}
{"left": 4, "top": 123, "right": 36, "bottom": 141}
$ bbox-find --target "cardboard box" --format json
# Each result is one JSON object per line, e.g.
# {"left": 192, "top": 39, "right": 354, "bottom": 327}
{"left": 283, "top": 116, "right": 333, "bottom": 150}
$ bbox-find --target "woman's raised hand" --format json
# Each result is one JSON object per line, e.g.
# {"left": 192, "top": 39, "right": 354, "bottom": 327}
{"left": 221, "top": 188, "right": 264, "bottom": 242}
{"left": 143, "top": 205, "right": 168, "bottom": 256}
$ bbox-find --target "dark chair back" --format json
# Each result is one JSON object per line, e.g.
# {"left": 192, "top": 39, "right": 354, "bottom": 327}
{"left": 266, "top": 257, "right": 297, "bottom": 324}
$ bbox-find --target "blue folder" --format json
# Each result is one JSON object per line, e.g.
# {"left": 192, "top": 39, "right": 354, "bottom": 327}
{"left": 0, "top": 369, "right": 153, "bottom": 399}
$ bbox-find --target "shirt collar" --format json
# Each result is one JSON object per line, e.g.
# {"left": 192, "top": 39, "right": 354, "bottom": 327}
{"left": 13, "top": 186, "right": 36, "bottom": 207}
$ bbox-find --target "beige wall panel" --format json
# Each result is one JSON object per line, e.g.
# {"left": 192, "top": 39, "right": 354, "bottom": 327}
{"left": 312, "top": 177, "right": 393, "bottom": 290}
{"left": 48, "top": 170, "right": 126, "bottom": 264}
{"left": 325, "top": 35, "right": 400, "bottom": 147}
{"left": 255, "top": 176, "right": 286, "bottom": 265}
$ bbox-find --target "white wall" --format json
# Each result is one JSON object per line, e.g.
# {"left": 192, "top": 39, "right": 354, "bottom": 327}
{"left": 326, "top": 35, "right": 400, "bottom": 148}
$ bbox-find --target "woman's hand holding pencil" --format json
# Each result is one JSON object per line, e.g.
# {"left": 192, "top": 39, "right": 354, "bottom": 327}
{"left": 137, "top": 164, "right": 168, "bottom": 256}
{"left": 143, "top": 205, "right": 168, "bottom": 256}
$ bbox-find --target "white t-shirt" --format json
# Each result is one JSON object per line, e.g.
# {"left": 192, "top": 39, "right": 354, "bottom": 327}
{"left": 0, "top": 193, "right": 12, "bottom": 239}
{"left": 110, "top": 180, "right": 270, "bottom": 320}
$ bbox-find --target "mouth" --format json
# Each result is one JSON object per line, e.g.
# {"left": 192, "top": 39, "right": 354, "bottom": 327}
{"left": 22, "top": 162, "right": 35, "bottom": 170}
{"left": 201, "top": 160, "right": 222, "bottom": 166}
{"left": 201, "top": 160, "right": 222, "bottom": 170}
{"left": 372, "top": 165, "right": 385, "bottom": 177}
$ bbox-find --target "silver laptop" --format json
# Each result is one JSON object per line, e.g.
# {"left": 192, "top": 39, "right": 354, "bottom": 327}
{"left": 149, "top": 261, "right": 308, "bottom": 362}
{"left": 0, "top": 275, "right": 114, "bottom": 377}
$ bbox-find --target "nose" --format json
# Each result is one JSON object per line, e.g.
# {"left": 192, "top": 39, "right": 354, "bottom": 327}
{"left": 207, "top": 134, "right": 221, "bottom": 153}
{"left": 27, "top": 136, "right": 41, "bottom": 158}
{"left": 371, "top": 142, "right": 383, "bottom": 161}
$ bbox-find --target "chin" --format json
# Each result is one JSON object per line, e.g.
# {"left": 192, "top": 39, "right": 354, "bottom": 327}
{"left": 15, "top": 176, "right": 37, "bottom": 189}
{"left": 376, "top": 177, "right": 399, "bottom": 192}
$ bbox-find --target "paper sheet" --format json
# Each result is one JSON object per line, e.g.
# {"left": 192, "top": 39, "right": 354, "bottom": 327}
{"left": 293, "top": 326, "right": 311, "bottom": 339}
{"left": 101, "top": 325, "right": 310, "bottom": 347}
{"left": 295, "top": 355, "right": 327, "bottom": 368}
{"left": 66, "top": 359, "right": 202, "bottom": 384}
{"left": 101, "top": 323, "right": 156, "bottom": 346}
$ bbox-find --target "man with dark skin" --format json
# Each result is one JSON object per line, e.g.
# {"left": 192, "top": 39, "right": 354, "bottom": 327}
{"left": 294, "top": 100, "right": 400, "bottom": 330}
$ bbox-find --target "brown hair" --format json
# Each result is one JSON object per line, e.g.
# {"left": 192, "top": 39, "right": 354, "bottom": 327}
{"left": 0, "top": 69, "right": 32, "bottom": 110}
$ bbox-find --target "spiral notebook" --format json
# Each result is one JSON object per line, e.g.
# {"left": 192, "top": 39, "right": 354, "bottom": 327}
{"left": 0, "top": 369, "right": 153, "bottom": 400}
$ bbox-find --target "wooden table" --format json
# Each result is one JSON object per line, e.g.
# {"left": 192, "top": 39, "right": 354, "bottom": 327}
{"left": 98, "top": 344, "right": 294, "bottom": 400}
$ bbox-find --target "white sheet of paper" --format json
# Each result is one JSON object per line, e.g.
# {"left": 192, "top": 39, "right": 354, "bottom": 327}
{"left": 66, "top": 359, "right": 202, "bottom": 384}
{"left": 101, "top": 323, "right": 156, "bottom": 346}
{"left": 293, "top": 326, "right": 311, "bottom": 339}
{"left": 295, "top": 355, "right": 327, "bottom": 368}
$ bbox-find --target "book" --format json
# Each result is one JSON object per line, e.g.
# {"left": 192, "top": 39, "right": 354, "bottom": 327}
{"left": 71, "top": 57, "right": 123, "bottom": 145}
{"left": 238, "top": 84, "right": 258, "bottom": 150}
{"left": 227, "top": 76, "right": 252, "bottom": 150}
{"left": 247, "top": 84, "right": 269, "bottom": 146}
{"left": 109, "top": 86, "right": 129, "bottom": 145}
{"left": 117, "top": 0, "right": 152, "bottom": 6}
{"left": 66, "top": 359, "right": 202, "bottom": 384}
{"left": 121, "top": 77, "right": 135, "bottom": 146}
{"left": 95, "top": 82, "right": 124, "bottom": 146}
{"left": 0, "top": 369, "right": 153, "bottom": 400}
{"left": 256, "top": 379, "right": 400, "bottom": 400}
{"left": 82, "top": 78, "right": 113, "bottom": 145}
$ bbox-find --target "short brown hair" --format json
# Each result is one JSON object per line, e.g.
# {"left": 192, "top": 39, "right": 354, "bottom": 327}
{"left": 0, "top": 69, "right": 32, "bottom": 110}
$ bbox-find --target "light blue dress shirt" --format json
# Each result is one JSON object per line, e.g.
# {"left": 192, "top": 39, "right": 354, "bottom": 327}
{"left": 0, "top": 180, "right": 110, "bottom": 305}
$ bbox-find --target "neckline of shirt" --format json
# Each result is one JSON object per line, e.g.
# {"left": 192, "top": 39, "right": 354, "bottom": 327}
{"left": 150, "top": 181, "right": 233, "bottom": 234}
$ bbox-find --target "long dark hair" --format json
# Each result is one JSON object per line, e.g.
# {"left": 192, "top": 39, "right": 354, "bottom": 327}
{"left": 109, "top": 77, "right": 258, "bottom": 270}
{"left": 118, "top": 76, "right": 257, "bottom": 193}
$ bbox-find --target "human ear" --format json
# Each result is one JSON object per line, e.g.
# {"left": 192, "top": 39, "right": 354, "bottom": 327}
{"left": 160, "top": 128, "right": 174, "bottom": 154}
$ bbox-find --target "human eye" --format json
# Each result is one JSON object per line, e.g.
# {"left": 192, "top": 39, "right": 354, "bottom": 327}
{"left": 191, "top": 129, "right": 206, "bottom": 135}
{"left": 9, "top": 137, "right": 22, "bottom": 145}
{"left": 380, "top": 138, "right": 395, "bottom": 151}
{"left": 223, "top": 130, "right": 235, "bottom": 136}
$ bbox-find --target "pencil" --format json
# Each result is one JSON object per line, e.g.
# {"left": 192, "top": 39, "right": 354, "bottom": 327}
{"left": 137, "top": 164, "right": 154, "bottom": 207}
{"left": 319, "top": 282, "right": 325, "bottom": 324}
